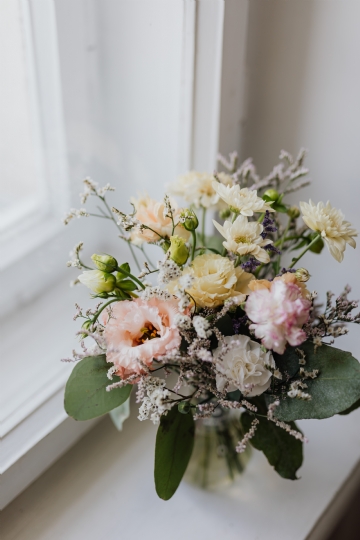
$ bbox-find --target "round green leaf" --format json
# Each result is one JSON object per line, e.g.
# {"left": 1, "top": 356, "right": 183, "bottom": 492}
{"left": 155, "top": 406, "right": 195, "bottom": 500}
{"left": 274, "top": 342, "right": 360, "bottom": 421}
{"left": 64, "top": 355, "right": 132, "bottom": 421}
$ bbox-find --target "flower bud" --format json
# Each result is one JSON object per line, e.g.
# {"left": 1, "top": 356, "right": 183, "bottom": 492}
{"left": 91, "top": 253, "right": 118, "bottom": 273}
{"left": 287, "top": 205, "right": 301, "bottom": 220}
{"left": 219, "top": 208, "right": 231, "bottom": 220}
{"left": 79, "top": 319, "right": 92, "bottom": 340}
{"left": 180, "top": 209, "right": 199, "bottom": 231}
{"left": 309, "top": 232, "right": 324, "bottom": 254}
{"left": 295, "top": 267, "right": 310, "bottom": 282}
{"left": 178, "top": 402, "right": 191, "bottom": 414}
{"left": 169, "top": 235, "right": 189, "bottom": 266}
{"left": 263, "top": 188, "right": 279, "bottom": 202}
{"left": 78, "top": 270, "right": 116, "bottom": 294}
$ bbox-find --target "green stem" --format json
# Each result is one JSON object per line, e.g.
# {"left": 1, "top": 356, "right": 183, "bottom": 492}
{"left": 288, "top": 233, "right": 321, "bottom": 269}
{"left": 92, "top": 298, "right": 120, "bottom": 324}
{"left": 191, "top": 230, "right": 196, "bottom": 260}
{"left": 116, "top": 266, "right": 145, "bottom": 290}
{"left": 201, "top": 207, "right": 206, "bottom": 245}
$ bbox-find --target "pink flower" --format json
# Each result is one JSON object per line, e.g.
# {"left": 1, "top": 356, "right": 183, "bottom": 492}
{"left": 245, "top": 279, "right": 311, "bottom": 354}
{"left": 103, "top": 298, "right": 181, "bottom": 379}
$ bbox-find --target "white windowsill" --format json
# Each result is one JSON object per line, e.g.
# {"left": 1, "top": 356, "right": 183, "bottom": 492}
{"left": 2, "top": 407, "right": 360, "bottom": 539}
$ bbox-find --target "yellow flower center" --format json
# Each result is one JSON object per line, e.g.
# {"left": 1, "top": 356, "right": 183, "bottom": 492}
{"left": 235, "top": 235, "right": 251, "bottom": 244}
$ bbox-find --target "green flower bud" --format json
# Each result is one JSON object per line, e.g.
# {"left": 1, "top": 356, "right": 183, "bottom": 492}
{"left": 309, "top": 233, "right": 324, "bottom": 254}
{"left": 287, "top": 205, "right": 301, "bottom": 220}
{"left": 263, "top": 188, "right": 279, "bottom": 202}
{"left": 169, "top": 235, "right": 189, "bottom": 266}
{"left": 178, "top": 402, "right": 191, "bottom": 414}
{"left": 78, "top": 270, "right": 116, "bottom": 294}
{"left": 295, "top": 267, "right": 310, "bottom": 282}
{"left": 91, "top": 253, "right": 118, "bottom": 273}
{"left": 219, "top": 208, "right": 231, "bottom": 219}
{"left": 180, "top": 209, "right": 199, "bottom": 231}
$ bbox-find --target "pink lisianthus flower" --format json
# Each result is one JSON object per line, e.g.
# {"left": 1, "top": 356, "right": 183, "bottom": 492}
{"left": 245, "top": 279, "right": 311, "bottom": 354}
{"left": 103, "top": 297, "right": 181, "bottom": 379}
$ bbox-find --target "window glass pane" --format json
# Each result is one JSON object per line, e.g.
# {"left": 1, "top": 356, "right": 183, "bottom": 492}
{"left": 0, "top": 0, "right": 44, "bottom": 231}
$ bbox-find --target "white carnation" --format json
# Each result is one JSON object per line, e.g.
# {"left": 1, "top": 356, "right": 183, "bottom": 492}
{"left": 214, "top": 335, "right": 274, "bottom": 397}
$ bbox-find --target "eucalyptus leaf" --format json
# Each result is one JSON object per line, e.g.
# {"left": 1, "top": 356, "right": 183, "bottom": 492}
{"left": 241, "top": 412, "right": 303, "bottom": 480}
{"left": 273, "top": 347, "right": 300, "bottom": 379}
{"left": 154, "top": 407, "right": 195, "bottom": 500}
{"left": 274, "top": 342, "right": 360, "bottom": 421}
{"left": 65, "top": 355, "right": 132, "bottom": 421}
{"left": 338, "top": 397, "right": 360, "bottom": 416}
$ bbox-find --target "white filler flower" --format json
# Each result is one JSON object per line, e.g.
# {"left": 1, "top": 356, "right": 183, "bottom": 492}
{"left": 214, "top": 335, "right": 274, "bottom": 397}
{"left": 213, "top": 215, "right": 271, "bottom": 263}
{"left": 212, "top": 182, "right": 274, "bottom": 216}
{"left": 300, "top": 200, "right": 357, "bottom": 262}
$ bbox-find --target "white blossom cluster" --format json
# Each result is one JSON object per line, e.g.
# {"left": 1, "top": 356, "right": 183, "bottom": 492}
{"left": 193, "top": 316, "right": 212, "bottom": 339}
{"left": 288, "top": 380, "right": 311, "bottom": 401}
{"left": 157, "top": 258, "right": 182, "bottom": 284}
{"left": 80, "top": 177, "right": 115, "bottom": 204}
{"left": 66, "top": 242, "right": 84, "bottom": 269}
{"left": 137, "top": 377, "right": 172, "bottom": 424}
{"left": 63, "top": 208, "right": 89, "bottom": 226}
{"left": 141, "top": 286, "right": 172, "bottom": 301}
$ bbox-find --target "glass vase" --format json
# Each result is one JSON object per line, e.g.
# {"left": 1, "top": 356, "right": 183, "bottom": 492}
{"left": 184, "top": 408, "right": 252, "bottom": 490}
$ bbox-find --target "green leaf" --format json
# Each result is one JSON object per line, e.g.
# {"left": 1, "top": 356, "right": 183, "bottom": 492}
{"left": 241, "top": 412, "right": 303, "bottom": 480}
{"left": 204, "top": 234, "right": 224, "bottom": 253}
{"left": 272, "top": 203, "right": 288, "bottom": 213}
{"left": 155, "top": 406, "right": 195, "bottom": 500}
{"left": 273, "top": 348, "right": 300, "bottom": 379}
{"left": 215, "top": 314, "right": 234, "bottom": 336}
{"left": 118, "top": 279, "right": 138, "bottom": 291}
{"left": 64, "top": 355, "right": 132, "bottom": 421}
{"left": 338, "top": 397, "right": 360, "bottom": 415}
{"left": 274, "top": 342, "right": 360, "bottom": 421}
{"left": 116, "top": 263, "right": 131, "bottom": 282}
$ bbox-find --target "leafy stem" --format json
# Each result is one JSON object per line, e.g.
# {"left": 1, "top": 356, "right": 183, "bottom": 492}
{"left": 116, "top": 265, "right": 146, "bottom": 290}
{"left": 289, "top": 232, "right": 321, "bottom": 268}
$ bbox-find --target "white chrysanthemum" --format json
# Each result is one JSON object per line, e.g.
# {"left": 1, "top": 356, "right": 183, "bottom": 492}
{"left": 212, "top": 182, "right": 274, "bottom": 216}
{"left": 213, "top": 215, "right": 271, "bottom": 263}
{"left": 300, "top": 200, "right": 357, "bottom": 262}
{"left": 168, "top": 171, "right": 233, "bottom": 209}
{"left": 214, "top": 335, "right": 274, "bottom": 396}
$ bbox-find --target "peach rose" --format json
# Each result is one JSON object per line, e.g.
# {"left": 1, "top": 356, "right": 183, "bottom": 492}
{"left": 130, "top": 193, "right": 190, "bottom": 246}
{"left": 103, "top": 298, "right": 181, "bottom": 379}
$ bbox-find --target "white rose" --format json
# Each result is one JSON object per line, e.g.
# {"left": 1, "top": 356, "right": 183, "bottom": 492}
{"left": 214, "top": 335, "right": 274, "bottom": 397}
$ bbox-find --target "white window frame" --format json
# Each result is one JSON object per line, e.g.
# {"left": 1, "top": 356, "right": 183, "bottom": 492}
{"left": 0, "top": 0, "right": 249, "bottom": 509}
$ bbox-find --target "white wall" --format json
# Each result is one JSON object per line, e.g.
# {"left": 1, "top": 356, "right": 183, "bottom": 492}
{"left": 240, "top": 0, "right": 360, "bottom": 355}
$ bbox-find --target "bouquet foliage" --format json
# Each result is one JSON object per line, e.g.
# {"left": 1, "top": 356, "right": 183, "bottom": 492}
{"left": 63, "top": 150, "right": 360, "bottom": 499}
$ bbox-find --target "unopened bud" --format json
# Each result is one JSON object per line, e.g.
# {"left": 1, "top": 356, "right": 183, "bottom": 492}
{"left": 78, "top": 270, "right": 116, "bottom": 294}
{"left": 263, "top": 188, "right": 279, "bottom": 202}
{"left": 219, "top": 208, "right": 231, "bottom": 220}
{"left": 91, "top": 253, "right": 118, "bottom": 273}
{"left": 178, "top": 402, "right": 191, "bottom": 414}
{"left": 79, "top": 319, "right": 92, "bottom": 340}
{"left": 180, "top": 209, "right": 199, "bottom": 231}
{"left": 287, "top": 206, "right": 300, "bottom": 220}
{"left": 295, "top": 267, "right": 310, "bottom": 282}
{"left": 169, "top": 235, "right": 189, "bottom": 266}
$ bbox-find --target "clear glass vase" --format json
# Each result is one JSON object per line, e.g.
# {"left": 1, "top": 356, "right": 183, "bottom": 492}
{"left": 184, "top": 408, "right": 252, "bottom": 490}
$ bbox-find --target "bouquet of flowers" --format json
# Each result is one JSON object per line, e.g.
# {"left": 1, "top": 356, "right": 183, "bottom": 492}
{"left": 63, "top": 149, "right": 360, "bottom": 499}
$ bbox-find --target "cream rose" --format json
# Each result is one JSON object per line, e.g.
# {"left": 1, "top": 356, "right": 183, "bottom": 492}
{"left": 168, "top": 253, "right": 254, "bottom": 308}
{"left": 130, "top": 193, "right": 190, "bottom": 246}
{"left": 214, "top": 335, "right": 274, "bottom": 396}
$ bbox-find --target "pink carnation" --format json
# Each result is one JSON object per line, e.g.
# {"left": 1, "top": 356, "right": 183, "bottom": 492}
{"left": 103, "top": 297, "right": 181, "bottom": 379}
{"left": 245, "top": 279, "right": 311, "bottom": 354}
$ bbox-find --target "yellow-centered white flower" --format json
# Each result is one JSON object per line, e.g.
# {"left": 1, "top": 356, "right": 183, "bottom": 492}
{"left": 300, "top": 200, "right": 357, "bottom": 262}
{"left": 213, "top": 215, "right": 271, "bottom": 263}
{"left": 212, "top": 182, "right": 275, "bottom": 216}
{"left": 168, "top": 171, "right": 233, "bottom": 209}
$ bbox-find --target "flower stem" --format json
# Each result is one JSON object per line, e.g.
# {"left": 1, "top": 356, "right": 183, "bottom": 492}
{"left": 116, "top": 266, "right": 146, "bottom": 290}
{"left": 288, "top": 232, "right": 321, "bottom": 269}
{"left": 92, "top": 298, "right": 120, "bottom": 324}
{"left": 191, "top": 230, "right": 196, "bottom": 260}
{"left": 201, "top": 207, "right": 206, "bottom": 245}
